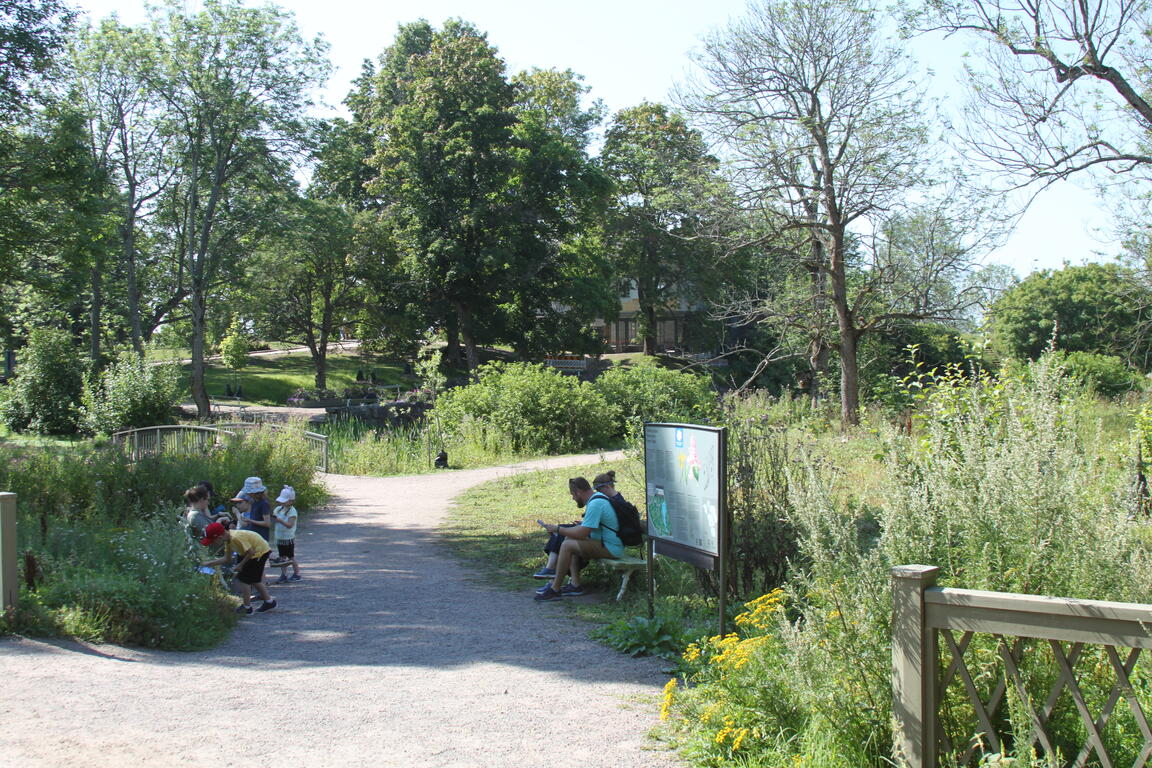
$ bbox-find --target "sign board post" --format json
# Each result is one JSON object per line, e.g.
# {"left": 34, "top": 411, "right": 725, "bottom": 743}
{"left": 0, "top": 493, "right": 17, "bottom": 611}
{"left": 643, "top": 423, "right": 729, "bottom": 634}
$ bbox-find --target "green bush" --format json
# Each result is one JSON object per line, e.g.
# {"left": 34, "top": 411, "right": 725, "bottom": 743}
{"left": 219, "top": 320, "right": 250, "bottom": 372}
{"left": 430, "top": 362, "right": 617, "bottom": 454}
{"left": 0, "top": 328, "right": 85, "bottom": 434}
{"left": 1057, "top": 350, "right": 1143, "bottom": 397}
{"left": 79, "top": 351, "right": 182, "bottom": 435}
{"left": 5, "top": 517, "right": 235, "bottom": 649}
{"left": 593, "top": 360, "right": 718, "bottom": 438}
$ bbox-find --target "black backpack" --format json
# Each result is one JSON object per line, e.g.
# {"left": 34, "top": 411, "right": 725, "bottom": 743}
{"left": 600, "top": 493, "right": 644, "bottom": 547}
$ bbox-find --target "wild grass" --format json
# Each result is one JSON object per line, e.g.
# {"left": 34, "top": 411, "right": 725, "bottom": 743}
{"left": 319, "top": 418, "right": 548, "bottom": 475}
{"left": 662, "top": 355, "right": 1152, "bottom": 767}
{"left": 0, "top": 425, "right": 324, "bottom": 648}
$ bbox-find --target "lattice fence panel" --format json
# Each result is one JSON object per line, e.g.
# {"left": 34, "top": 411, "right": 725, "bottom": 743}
{"left": 934, "top": 630, "right": 1152, "bottom": 767}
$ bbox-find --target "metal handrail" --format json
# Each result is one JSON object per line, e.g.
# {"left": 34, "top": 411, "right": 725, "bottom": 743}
{"left": 112, "top": 424, "right": 328, "bottom": 472}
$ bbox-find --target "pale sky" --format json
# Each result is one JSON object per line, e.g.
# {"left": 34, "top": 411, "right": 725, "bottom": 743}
{"left": 71, "top": 0, "right": 1119, "bottom": 277}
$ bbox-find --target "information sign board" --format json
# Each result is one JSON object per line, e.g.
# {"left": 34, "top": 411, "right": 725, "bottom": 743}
{"left": 643, "top": 423, "right": 726, "bottom": 560}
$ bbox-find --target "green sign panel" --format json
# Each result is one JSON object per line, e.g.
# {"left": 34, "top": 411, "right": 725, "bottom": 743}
{"left": 644, "top": 423, "right": 723, "bottom": 557}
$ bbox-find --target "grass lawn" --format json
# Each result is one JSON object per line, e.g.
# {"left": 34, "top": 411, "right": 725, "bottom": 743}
{"left": 189, "top": 349, "right": 416, "bottom": 407}
{"left": 440, "top": 458, "right": 651, "bottom": 594}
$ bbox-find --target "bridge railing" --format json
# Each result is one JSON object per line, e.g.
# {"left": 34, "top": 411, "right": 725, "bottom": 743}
{"left": 112, "top": 424, "right": 328, "bottom": 472}
{"left": 892, "top": 564, "right": 1152, "bottom": 768}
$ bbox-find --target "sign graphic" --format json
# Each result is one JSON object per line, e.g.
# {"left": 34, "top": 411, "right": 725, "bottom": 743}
{"left": 643, "top": 423, "right": 723, "bottom": 557}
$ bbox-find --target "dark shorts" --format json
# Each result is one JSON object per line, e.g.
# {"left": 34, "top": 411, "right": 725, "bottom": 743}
{"left": 277, "top": 541, "right": 295, "bottom": 560}
{"left": 236, "top": 552, "right": 270, "bottom": 585}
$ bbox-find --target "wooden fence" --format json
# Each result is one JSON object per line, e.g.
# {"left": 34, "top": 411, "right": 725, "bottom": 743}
{"left": 893, "top": 564, "right": 1152, "bottom": 768}
{"left": 112, "top": 424, "right": 328, "bottom": 472}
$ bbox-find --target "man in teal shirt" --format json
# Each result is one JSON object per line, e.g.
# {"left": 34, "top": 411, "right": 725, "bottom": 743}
{"left": 535, "top": 476, "right": 621, "bottom": 601}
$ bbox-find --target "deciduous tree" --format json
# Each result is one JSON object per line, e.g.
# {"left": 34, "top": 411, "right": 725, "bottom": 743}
{"left": 681, "top": 0, "right": 979, "bottom": 424}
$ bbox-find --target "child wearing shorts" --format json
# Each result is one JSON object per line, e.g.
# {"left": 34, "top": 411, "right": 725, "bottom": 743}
{"left": 200, "top": 521, "right": 277, "bottom": 615}
{"left": 271, "top": 485, "right": 301, "bottom": 583}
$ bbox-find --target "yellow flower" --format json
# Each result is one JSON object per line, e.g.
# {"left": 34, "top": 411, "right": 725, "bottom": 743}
{"left": 682, "top": 642, "right": 701, "bottom": 663}
{"left": 731, "top": 727, "right": 750, "bottom": 751}
{"left": 659, "top": 678, "right": 677, "bottom": 721}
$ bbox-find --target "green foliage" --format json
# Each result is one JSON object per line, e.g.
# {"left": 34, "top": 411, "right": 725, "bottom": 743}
{"left": 0, "top": 425, "right": 323, "bottom": 648}
{"left": 722, "top": 391, "right": 804, "bottom": 597}
{"left": 592, "top": 613, "right": 685, "bottom": 658}
{"left": 431, "top": 362, "right": 617, "bottom": 454}
{"left": 4, "top": 517, "right": 235, "bottom": 649}
{"left": 0, "top": 0, "right": 75, "bottom": 112}
{"left": 990, "top": 263, "right": 1149, "bottom": 369}
{"left": 0, "top": 327, "right": 84, "bottom": 434}
{"left": 593, "top": 360, "right": 719, "bottom": 438}
{"left": 1056, "top": 350, "right": 1143, "bottom": 397}
{"left": 664, "top": 355, "right": 1149, "bottom": 765}
{"left": 79, "top": 351, "right": 181, "bottom": 435}
{"left": 219, "top": 320, "right": 250, "bottom": 371}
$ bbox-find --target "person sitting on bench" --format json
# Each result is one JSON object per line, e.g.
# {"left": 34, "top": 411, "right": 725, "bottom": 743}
{"left": 533, "top": 470, "right": 627, "bottom": 580}
{"left": 534, "top": 476, "right": 622, "bottom": 601}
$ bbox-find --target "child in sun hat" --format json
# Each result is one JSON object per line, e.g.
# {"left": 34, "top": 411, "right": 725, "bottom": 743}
{"left": 199, "top": 521, "right": 277, "bottom": 615}
{"left": 236, "top": 476, "right": 271, "bottom": 541}
{"left": 271, "top": 485, "right": 301, "bottom": 583}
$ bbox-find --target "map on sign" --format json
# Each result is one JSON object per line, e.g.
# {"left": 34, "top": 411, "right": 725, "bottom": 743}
{"left": 644, "top": 424, "right": 722, "bottom": 556}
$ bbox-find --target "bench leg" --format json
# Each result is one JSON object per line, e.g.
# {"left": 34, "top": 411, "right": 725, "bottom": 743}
{"left": 616, "top": 569, "right": 633, "bottom": 601}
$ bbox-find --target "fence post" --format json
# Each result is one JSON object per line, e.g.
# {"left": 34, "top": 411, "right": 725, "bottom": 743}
{"left": 0, "top": 493, "right": 17, "bottom": 611}
{"left": 892, "top": 564, "right": 939, "bottom": 768}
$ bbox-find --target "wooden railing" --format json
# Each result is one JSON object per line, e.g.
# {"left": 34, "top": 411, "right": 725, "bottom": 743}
{"left": 892, "top": 565, "right": 1152, "bottom": 768}
{"left": 112, "top": 424, "right": 328, "bottom": 472}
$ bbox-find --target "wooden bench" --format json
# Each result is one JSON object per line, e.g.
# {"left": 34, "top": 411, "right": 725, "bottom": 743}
{"left": 543, "top": 355, "right": 588, "bottom": 374}
{"left": 600, "top": 555, "right": 646, "bottom": 601}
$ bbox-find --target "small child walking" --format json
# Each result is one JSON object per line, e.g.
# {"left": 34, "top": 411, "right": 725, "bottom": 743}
{"left": 271, "top": 485, "right": 301, "bottom": 583}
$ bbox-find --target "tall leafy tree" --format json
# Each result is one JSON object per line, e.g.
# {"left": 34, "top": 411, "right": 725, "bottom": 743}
{"left": 138, "top": 0, "right": 329, "bottom": 417}
{"left": 366, "top": 21, "right": 611, "bottom": 370}
{"left": 249, "top": 197, "right": 368, "bottom": 389}
{"left": 601, "top": 102, "right": 726, "bottom": 356}
{"left": 71, "top": 19, "right": 177, "bottom": 354}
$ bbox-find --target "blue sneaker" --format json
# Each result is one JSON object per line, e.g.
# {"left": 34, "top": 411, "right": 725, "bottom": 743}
{"left": 532, "top": 567, "right": 557, "bottom": 579}
{"left": 559, "top": 584, "right": 585, "bottom": 597}
{"left": 534, "top": 586, "right": 562, "bottom": 601}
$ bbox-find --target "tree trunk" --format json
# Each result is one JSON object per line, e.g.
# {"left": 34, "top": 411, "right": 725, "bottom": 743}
{"left": 456, "top": 301, "right": 479, "bottom": 373}
{"left": 828, "top": 236, "right": 859, "bottom": 426}
{"left": 89, "top": 262, "right": 103, "bottom": 369}
{"left": 442, "top": 316, "right": 461, "bottom": 366}
{"left": 314, "top": 301, "right": 330, "bottom": 391}
{"left": 189, "top": 290, "right": 211, "bottom": 419}
{"left": 122, "top": 209, "right": 143, "bottom": 354}
{"left": 313, "top": 347, "right": 327, "bottom": 390}
{"left": 638, "top": 275, "right": 658, "bottom": 355}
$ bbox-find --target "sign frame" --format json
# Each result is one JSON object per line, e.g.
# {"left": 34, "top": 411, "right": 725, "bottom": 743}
{"left": 643, "top": 422, "right": 729, "bottom": 634}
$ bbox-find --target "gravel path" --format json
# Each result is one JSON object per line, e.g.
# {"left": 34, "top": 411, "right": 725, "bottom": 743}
{"left": 0, "top": 453, "right": 684, "bottom": 768}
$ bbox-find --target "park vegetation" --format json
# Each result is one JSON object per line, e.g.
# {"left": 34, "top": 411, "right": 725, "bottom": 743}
{"left": 7, "top": 0, "right": 1152, "bottom": 764}
{"left": 0, "top": 425, "right": 324, "bottom": 649}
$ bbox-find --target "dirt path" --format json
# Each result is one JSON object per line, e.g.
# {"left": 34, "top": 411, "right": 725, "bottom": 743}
{"left": 0, "top": 453, "right": 684, "bottom": 768}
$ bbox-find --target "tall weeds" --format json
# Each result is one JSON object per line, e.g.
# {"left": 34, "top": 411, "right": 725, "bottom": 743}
{"left": 0, "top": 425, "right": 324, "bottom": 648}
{"left": 666, "top": 355, "right": 1151, "bottom": 766}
